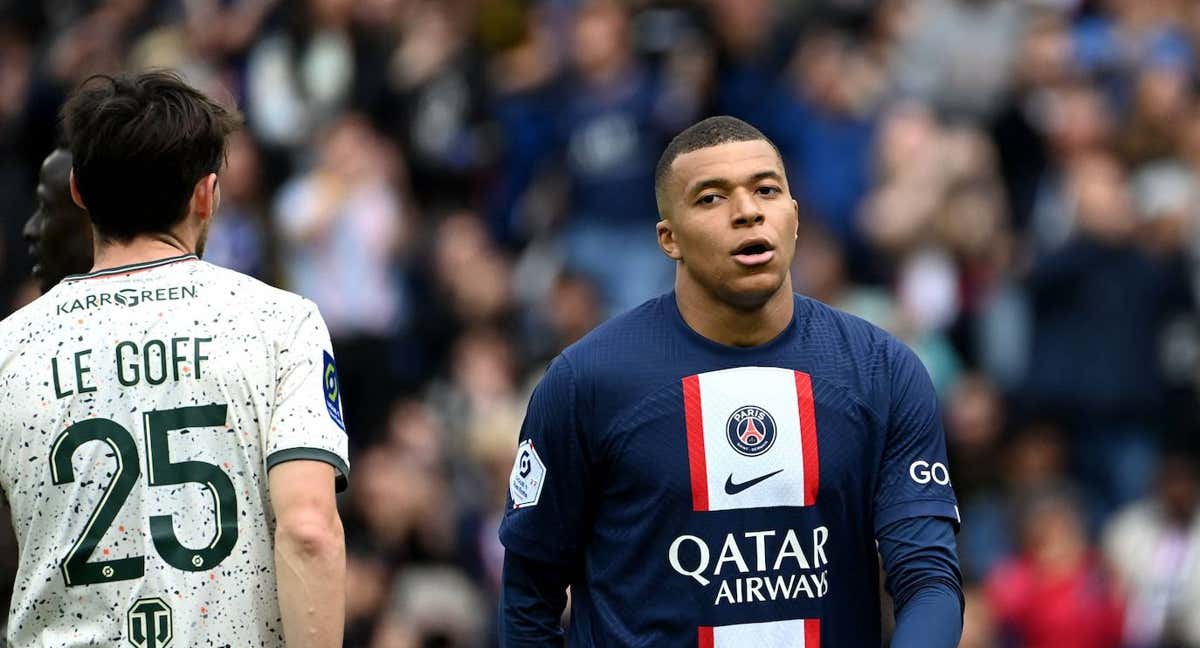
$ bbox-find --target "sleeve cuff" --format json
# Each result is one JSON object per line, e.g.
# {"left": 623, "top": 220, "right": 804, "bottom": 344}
{"left": 874, "top": 499, "right": 960, "bottom": 535}
{"left": 266, "top": 447, "right": 349, "bottom": 492}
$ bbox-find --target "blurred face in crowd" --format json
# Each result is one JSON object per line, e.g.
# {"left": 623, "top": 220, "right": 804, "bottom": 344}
{"left": 1021, "top": 496, "right": 1087, "bottom": 570}
{"left": 218, "top": 131, "right": 261, "bottom": 204}
{"left": 1017, "top": 16, "right": 1072, "bottom": 87}
{"left": 708, "top": 0, "right": 774, "bottom": 56}
{"left": 1069, "top": 152, "right": 1135, "bottom": 242}
{"left": 1047, "top": 84, "right": 1112, "bottom": 155}
{"left": 1158, "top": 456, "right": 1199, "bottom": 523}
{"left": 657, "top": 139, "right": 799, "bottom": 310}
{"left": 23, "top": 149, "right": 93, "bottom": 293}
{"left": 571, "top": 0, "right": 630, "bottom": 77}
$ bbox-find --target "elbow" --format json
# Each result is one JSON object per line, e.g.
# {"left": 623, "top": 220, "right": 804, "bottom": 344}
{"left": 276, "top": 511, "right": 345, "bottom": 559}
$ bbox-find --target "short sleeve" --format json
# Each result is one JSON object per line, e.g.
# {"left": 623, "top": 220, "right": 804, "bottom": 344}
{"left": 264, "top": 300, "right": 350, "bottom": 491}
{"left": 873, "top": 338, "right": 959, "bottom": 533}
{"left": 499, "top": 355, "right": 593, "bottom": 565}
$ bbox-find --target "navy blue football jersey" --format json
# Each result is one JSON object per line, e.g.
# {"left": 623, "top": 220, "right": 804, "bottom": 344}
{"left": 500, "top": 293, "right": 959, "bottom": 647}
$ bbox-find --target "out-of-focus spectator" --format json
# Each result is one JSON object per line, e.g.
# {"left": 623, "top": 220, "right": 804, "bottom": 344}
{"left": 768, "top": 27, "right": 880, "bottom": 259}
{"left": 1024, "top": 151, "right": 1189, "bottom": 510}
{"left": 348, "top": 444, "right": 455, "bottom": 562}
{"left": 523, "top": 269, "right": 604, "bottom": 367}
{"left": 705, "top": 0, "right": 789, "bottom": 127}
{"left": 274, "top": 114, "right": 409, "bottom": 438}
{"left": 985, "top": 489, "right": 1125, "bottom": 648}
{"left": 371, "top": 566, "right": 490, "bottom": 648}
{"left": 205, "top": 131, "right": 272, "bottom": 281}
{"left": 1116, "top": 60, "right": 1191, "bottom": 166}
{"left": 1104, "top": 454, "right": 1200, "bottom": 648}
{"left": 959, "top": 420, "right": 1071, "bottom": 579}
{"left": 381, "top": 0, "right": 486, "bottom": 210}
{"left": 246, "top": 0, "right": 371, "bottom": 151}
{"left": 552, "top": 0, "right": 675, "bottom": 313}
{"left": 944, "top": 373, "right": 1005, "bottom": 499}
{"left": 960, "top": 585, "right": 999, "bottom": 648}
{"left": 891, "top": 0, "right": 1025, "bottom": 120}
{"left": 1072, "top": 0, "right": 1193, "bottom": 105}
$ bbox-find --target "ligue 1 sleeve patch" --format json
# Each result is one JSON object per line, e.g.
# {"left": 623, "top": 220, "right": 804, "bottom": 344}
{"left": 322, "top": 351, "right": 345, "bottom": 431}
{"left": 509, "top": 439, "right": 546, "bottom": 509}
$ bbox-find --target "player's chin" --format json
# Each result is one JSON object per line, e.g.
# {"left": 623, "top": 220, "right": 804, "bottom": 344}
{"left": 722, "top": 272, "right": 788, "bottom": 307}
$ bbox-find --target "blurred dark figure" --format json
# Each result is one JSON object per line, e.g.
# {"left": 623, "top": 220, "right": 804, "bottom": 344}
{"left": 371, "top": 0, "right": 485, "bottom": 211}
{"left": 273, "top": 115, "right": 408, "bottom": 440}
{"left": 768, "top": 28, "right": 878, "bottom": 259}
{"left": 202, "top": 131, "right": 272, "bottom": 281}
{"left": 960, "top": 585, "right": 999, "bottom": 648}
{"left": 22, "top": 148, "right": 92, "bottom": 293}
{"left": 958, "top": 420, "right": 1070, "bottom": 579}
{"left": 985, "top": 489, "right": 1125, "bottom": 648}
{"left": 1116, "top": 60, "right": 1191, "bottom": 166}
{"left": 371, "top": 566, "right": 489, "bottom": 647}
{"left": 1104, "top": 454, "right": 1200, "bottom": 648}
{"left": 524, "top": 270, "right": 604, "bottom": 367}
{"left": 1024, "top": 151, "right": 1190, "bottom": 512}
{"left": 705, "top": 0, "right": 790, "bottom": 126}
{"left": 943, "top": 373, "right": 1005, "bottom": 499}
{"left": 553, "top": 0, "right": 675, "bottom": 313}
{"left": 990, "top": 12, "right": 1074, "bottom": 233}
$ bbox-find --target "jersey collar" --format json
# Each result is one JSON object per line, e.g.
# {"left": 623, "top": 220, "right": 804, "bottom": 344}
{"left": 62, "top": 254, "right": 199, "bottom": 282}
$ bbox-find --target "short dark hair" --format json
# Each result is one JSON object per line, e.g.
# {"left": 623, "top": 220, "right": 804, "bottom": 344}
{"left": 61, "top": 71, "right": 242, "bottom": 240}
{"left": 653, "top": 116, "right": 781, "bottom": 215}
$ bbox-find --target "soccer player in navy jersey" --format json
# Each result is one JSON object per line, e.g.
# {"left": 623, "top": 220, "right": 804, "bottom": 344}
{"left": 499, "top": 116, "right": 963, "bottom": 647}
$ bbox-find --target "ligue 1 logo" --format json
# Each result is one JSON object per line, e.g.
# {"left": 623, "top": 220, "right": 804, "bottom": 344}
{"left": 726, "top": 406, "right": 777, "bottom": 457}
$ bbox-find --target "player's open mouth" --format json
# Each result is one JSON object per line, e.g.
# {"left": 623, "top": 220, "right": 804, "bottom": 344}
{"left": 731, "top": 238, "right": 775, "bottom": 266}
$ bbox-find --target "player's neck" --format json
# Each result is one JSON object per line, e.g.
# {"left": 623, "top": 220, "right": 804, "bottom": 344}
{"left": 675, "top": 277, "right": 795, "bottom": 348}
{"left": 90, "top": 231, "right": 194, "bottom": 273}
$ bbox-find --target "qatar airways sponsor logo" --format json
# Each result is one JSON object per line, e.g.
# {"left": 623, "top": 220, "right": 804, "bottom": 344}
{"left": 668, "top": 526, "right": 830, "bottom": 606}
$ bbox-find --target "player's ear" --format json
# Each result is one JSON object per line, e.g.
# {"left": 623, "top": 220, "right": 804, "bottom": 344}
{"left": 657, "top": 217, "right": 683, "bottom": 261}
{"left": 68, "top": 170, "right": 87, "bottom": 211}
{"left": 792, "top": 198, "right": 800, "bottom": 240}
{"left": 190, "top": 173, "right": 219, "bottom": 221}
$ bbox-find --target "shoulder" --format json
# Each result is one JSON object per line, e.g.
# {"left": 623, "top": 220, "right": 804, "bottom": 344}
{"left": 794, "top": 295, "right": 929, "bottom": 411}
{"left": 795, "top": 294, "right": 905, "bottom": 368}
{"left": 558, "top": 294, "right": 668, "bottom": 378}
{"left": 198, "top": 262, "right": 321, "bottom": 328}
{"left": 0, "top": 294, "right": 56, "bottom": 363}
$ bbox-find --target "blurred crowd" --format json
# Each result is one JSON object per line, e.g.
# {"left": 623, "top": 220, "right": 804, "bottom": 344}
{"left": 5, "top": 0, "right": 1200, "bottom": 646}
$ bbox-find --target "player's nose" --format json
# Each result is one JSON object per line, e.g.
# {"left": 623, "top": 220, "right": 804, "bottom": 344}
{"left": 22, "top": 211, "right": 40, "bottom": 243}
{"left": 730, "top": 188, "right": 764, "bottom": 227}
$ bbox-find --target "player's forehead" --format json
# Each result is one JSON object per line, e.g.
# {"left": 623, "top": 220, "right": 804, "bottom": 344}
{"left": 669, "top": 139, "right": 785, "bottom": 196}
{"left": 39, "top": 151, "right": 72, "bottom": 188}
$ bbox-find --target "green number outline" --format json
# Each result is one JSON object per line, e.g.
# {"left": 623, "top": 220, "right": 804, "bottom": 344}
{"left": 143, "top": 404, "right": 238, "bottom": 571}
{"left": 48, "top": 405, "right": 239, "bottom": 586}
{"left": 49, "top": 419, "right": 144, "bottom": 586}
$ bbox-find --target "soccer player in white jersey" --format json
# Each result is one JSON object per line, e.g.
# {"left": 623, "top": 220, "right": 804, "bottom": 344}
{"left": 0, "top": 71, "right": 348, "bottom": 647}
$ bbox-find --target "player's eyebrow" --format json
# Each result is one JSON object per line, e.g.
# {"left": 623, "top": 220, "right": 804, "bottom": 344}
{"left": 749, "top": 170, "right": 784, "bottom": 184}
{"left": 685, "top": 177, "right": 733, "bottom": 197}
{"left": 685, "top": 169, "right": 784, "bottom": 198}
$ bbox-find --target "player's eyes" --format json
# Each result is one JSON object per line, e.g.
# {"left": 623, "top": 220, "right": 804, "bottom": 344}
{"left": 696, "top": 194, "right": 723, "bottom": 206}
{"left": 757, "top": 186, "right": 781, "bottom": 197}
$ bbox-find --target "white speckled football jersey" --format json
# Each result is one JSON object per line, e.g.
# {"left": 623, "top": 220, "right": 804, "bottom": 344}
{"left": 0, "top": 254, "right": 350, "bottom": 647}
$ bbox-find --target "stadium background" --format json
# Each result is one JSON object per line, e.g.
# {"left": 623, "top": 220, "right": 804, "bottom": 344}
{"left": 3, "top": 0, "right": 1200, "bottom": 646}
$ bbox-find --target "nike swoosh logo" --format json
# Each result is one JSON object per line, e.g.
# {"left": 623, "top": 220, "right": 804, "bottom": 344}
{"left": 724, "top": 469, "right": 784, "bottom": 495}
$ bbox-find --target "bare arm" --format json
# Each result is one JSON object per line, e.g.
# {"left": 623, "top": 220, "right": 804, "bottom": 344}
{"left": 270, "top": 460, "right": 346, "bottom": 647}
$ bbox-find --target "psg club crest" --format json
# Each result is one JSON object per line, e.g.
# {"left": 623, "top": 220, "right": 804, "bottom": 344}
{"left": 726, "top": 405, "right": 777, "bottom": 457}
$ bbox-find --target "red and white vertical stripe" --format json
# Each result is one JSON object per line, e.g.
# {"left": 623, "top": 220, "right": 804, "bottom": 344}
{"left": 682, "top": 367, "right": 820, "bottom": 511}
{"left": 698, "top": 618, "right": 821, "bottom": 647}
